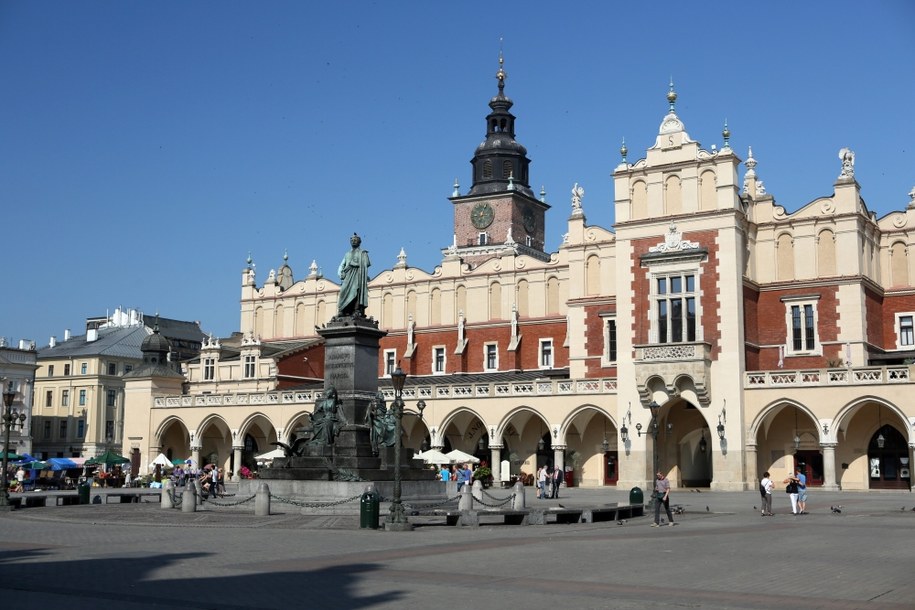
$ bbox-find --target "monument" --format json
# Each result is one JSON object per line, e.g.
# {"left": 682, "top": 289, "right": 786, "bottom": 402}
{"left": 250, "top": 234, "right": 440, "bottom": 513}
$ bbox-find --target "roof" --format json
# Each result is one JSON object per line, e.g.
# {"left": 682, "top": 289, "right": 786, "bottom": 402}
{"left": 37, "top": 325, "right": 149, "bottom": 360}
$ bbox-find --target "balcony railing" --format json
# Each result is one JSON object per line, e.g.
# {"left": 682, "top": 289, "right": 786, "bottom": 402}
{"left": 745, "top": 366, "right": 911, "bottom": 388}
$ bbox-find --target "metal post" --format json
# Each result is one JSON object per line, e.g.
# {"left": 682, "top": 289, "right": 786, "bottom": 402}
{"left": 386, "top": 367, "right": 411, "bottom": 530}
{"left": 1, "top": 382, "right": 19, "bottom": 511}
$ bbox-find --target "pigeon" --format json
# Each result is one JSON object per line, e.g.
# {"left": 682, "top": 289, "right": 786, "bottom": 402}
{"left": 558, "top": 503, "right": 565, "bottom": 508}
{"left": 617, "top": 520, "right": 626, "bottom": 525}
{"left": 911, "top": 507, "right": 915, "bottom": 512}
{"left": 830, "top": 505, "right": 842, "bottom": 514}
{"left": 706, "top": 506, "right": 710, "bottom": 512}
{"left": 673, "top": 505, "right": 684, "bottom": 515}
{"left": 753, "top": 506, "right": 757, "bottom": 510}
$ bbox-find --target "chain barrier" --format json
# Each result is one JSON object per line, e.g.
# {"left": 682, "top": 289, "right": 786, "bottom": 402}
{"left": 202, "top": 494, "right": 256, "bottom": 508}
{"left": 269, "top": 492, "right": 363, "bottom": 508}
{"left": 482, "top": 489, "right": 514, "bottom": 502}
{"left": 401, "top": 493, "right": 462, "bottom": 510}
{"left": 474, "top": 493, "right": 516, "bottom": 508}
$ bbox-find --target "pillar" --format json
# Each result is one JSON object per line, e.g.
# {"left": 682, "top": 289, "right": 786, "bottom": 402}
{"left": 489, "top": 445, "right": 502, "bottom": 484}
{"left": 191, "top": 445, "right": 201, "bottom": 470}
{"left": 232, "top": 445, "right": 243, "bottom": 482}
{"left": 745, "top": 444, "right": 758, "bottom": 490}
{"left": 821, "top": 443, "right": 838, "bottom": 491}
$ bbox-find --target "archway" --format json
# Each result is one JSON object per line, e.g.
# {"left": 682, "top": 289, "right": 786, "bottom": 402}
{"left": 868, "top": 425, "right": 910, "bottom": 490}
{"left": 561, "top": 405, "right": 617, "bottom": 486}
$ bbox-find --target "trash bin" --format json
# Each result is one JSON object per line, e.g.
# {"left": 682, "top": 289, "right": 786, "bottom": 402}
{"left": 629, "top": 486, "right": 644, "bottom": 506}
{"left": 78, "top": 483, "right": 91, "bottom": 505}
{"left": 360, "top": 488, "right": 380, "bottom": 529}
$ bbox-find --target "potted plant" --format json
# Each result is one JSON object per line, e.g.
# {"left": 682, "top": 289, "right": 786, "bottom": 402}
{"left": 473, "top": 464, "right": 493, "bottom": 488}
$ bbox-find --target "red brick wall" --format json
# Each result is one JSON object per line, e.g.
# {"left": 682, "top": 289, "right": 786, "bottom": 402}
{"left": 876, "top": 292, "right": 915, "bottom": 350}
{"left": 756, "top": 286, "right": 839, "bottom": 369}
{"left": 276, "top": 343, "right": 325, "bottom": 389}
{"left": 744, "top": 284, "right": 760, "bottom": 369}
{"left": 583, "top": 303, "right": 617, "bottom": 377}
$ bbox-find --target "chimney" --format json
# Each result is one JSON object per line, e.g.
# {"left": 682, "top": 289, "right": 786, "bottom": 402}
{"left": 50, "top": 336, "right": 57, "bottom": 348}
{"left": 87, "top": 328, "right": 98, "bottom": 342}
{"left": 64, "top": 329, "right": 71, "bottom": 341}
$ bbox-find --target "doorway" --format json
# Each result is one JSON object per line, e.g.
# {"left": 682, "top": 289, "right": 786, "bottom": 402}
{"left": 868, "top": 425, "right": 910, "bottom": 490}
{"left": 604, "top": 451, "right": 618, "bottom": 485}
{"left": 794, "top": 451, "right": 824, "bottom": 486}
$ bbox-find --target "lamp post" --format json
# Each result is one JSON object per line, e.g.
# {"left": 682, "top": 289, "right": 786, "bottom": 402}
{"left": 1, "top": 381, "right": 25, "bottom": 510}
{"left": 386, "top": 366, "right": 411, "bottom": 530}
{"left": 637, "top": 401, "right": 661, "bottom": 505}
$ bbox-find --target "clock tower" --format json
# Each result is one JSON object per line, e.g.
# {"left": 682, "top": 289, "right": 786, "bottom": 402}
{"left": 446, "top": 54, "right": 549, "bottom": 265}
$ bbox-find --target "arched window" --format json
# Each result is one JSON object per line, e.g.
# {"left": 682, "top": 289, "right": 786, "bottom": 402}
{"left": 586, "top": 254, "right": 601, "bottom": 295}
{"left": 489, "top": 282, "right": 502, "bottom": 320}
{"left": 482, "top": 160, "right": 493, "bottom": 179}
{"left": 817, "top": 230, "right": 837, "bottom": 278}
{"left": 777, "top": 233, "right": 795, "bottom": 281}
{"left": 430, "top": 288, "right": 441, "bottom": 326}
{"left": 546, "top": 276, "right": 560, "bottom": 315}
{"left": 516, "top": 280, "right": 529, "bottom": 317}
{"left": 502, "top": 160, "right": 513, "bottom": 179}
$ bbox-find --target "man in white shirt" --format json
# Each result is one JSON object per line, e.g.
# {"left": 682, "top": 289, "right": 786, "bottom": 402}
{"left": 760, "top": 471, "right": 774, "bottom": 516}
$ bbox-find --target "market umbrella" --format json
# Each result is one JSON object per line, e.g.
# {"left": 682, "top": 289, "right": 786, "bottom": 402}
{"left": 2, "top": 451, "right": 22, "bottom": 460}
{"left": 445, "top": 449, "right": 480, "bottom": 464}
{"left": 255, "top": 448, "right": 286, "bottom": 462}
{"left": 148, "top": 453, "right": 174, "bottom": 469}
{"left": 413, "top": 449, "right": 450, "bottom": 464}
{"left": 21, "top": 460, "right": 49, "bottom": 470}
{"left": 86, "top": 450, "right": 131, "bottom": 467}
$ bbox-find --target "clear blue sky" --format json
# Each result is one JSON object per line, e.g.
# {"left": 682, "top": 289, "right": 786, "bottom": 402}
{"left": 2, "top": 1, "right": 913, "bottom": 344}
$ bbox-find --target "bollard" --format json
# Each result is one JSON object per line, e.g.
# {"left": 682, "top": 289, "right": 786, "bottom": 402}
{"left": 254, "top": 483, "right": 271, "bottom": 516}
{"left": 161, "top": 480, "right": 174, "bottom": 509}
{"left": 458, "top": 482, "right": 473, "bottom": 511}
{"left": 182, "top": 486, "right": 197, "bottom": 513}
{"left": 359, "top": 485, "right": 380, "bottom": 529}
{"left": 512, "top": 481, "right": 526, "bottom": 510}
{"left": 471, "top": 479, "right": 483, "bottom": 502}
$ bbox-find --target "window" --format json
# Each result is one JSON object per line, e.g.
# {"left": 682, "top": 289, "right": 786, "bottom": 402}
{"left": 43, "top": 421, "right": 51, "bottom": 440}
{"left": 45, "top": 390, "right": 53, "bottom": 407}
{"left": 59, "top": 420, "right": 67, "bottom": 440}
{"left": 384, "top": 350, "right": 396, "bottom": 376}
{"left": 124, "top": 364, "right": 133, "bottom": 374}
{"left": 539, "top": 339, "right": 554, "bottom": 369}
{"left": 78, "top": 390, "right": 86, "bottom": 406}
{"left": 525, "top": 235, "right": 532, "bottom": 247}
{"left": 106, "top": 390, "right": 116, "bottom": 408}
{"left": 782, "top": 296, "right": 820, "bottom": 355}
{"left": 64, "top": 364, "right": 70, "bottom": 376}
{"left": 897, "top": 314, "right": 915, "bottom": 349}
{"left": 653, "top": 273, "right": 696, "bottom": 343}
{"left": 105, "top": 420, "right": 114, "bottom": 441}
{"left": 478, "top": 232, "right": 489, "bottom": 246}
{"left": 433, "top": 347, "right": 446, "bottom": 374}
{"left": 482, "top": 160, "right": 493, "bottom": 179}
{"left": 80, "top": 362, "right": 87, "bottom": 375}
{"left": 484, "top": 343, "right": 498, "bottom": 371}
{"left": 244, "top": 355, "right": 256, "bottom": 378}
{"left": 61, "top": 390, "right": 69, "bottom": 407}
{"left": 107, "top": 362, "right": 116, "bottom": 375}
{"left": 48, "top": 365, "right": 54, "bottom": 377}
{"left": 605, "top": 317, "right": 618, "bottom": 363}
{"left": 77, "top": 419, "right": 85, "bottom": 439}
{"left": 502, "top": 160, "right": 513, "bottom": 179}
{"left": 203, "top": 358, "right": 215, "bottom": 381}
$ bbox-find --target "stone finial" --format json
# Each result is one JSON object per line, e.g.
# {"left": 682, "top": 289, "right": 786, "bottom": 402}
{"left": 907, "top": 186, "right": 915, "bottom": 210}
{"left": 571, "top": 183, "right": 584, "bottom": 210}
{"left": 620, "top": 138, "right": 628, "bottom": 163}
{"left": 309, "top": 259, "right": 319, "bottom": 277}
{"left": 396, "top": 247, "right": 407, "bottom": 268}
{"left": 722, "top": 119, "right": 731, "bottom": 149}
{"left": 540, "top": 185, "right": 547, "bottom": 203}
{"left": 453, "top": 178, "right": 460, "bottom": 197}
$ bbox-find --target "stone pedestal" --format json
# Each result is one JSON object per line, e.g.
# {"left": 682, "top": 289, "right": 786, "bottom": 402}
{"left": 259, "top": 313, "right": 435, "bottom": 484}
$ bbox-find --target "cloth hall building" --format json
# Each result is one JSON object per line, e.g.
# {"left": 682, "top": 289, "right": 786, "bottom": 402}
{"left": 123, "top": 67, "right": 915, "bottom": 493}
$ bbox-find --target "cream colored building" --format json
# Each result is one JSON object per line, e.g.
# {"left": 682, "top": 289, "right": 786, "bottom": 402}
{"left": 123, "top": 75, "right": 915, "bottom": 492}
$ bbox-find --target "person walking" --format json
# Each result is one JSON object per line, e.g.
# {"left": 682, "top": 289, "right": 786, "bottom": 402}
{"left": 537, "top": 465, "right": 547, "bottom": 499}
{"left": 760, "top": 471, "right": 774, "bottom": 516}
{"left": 551, "top": 466, "right": 562, "bottom": 499}
{"left": 784, "top": 471, "right": 800, "bottom": 514}
{"left": 795, "top": 467, "right": 808, "bottom": 514}
{"left": 652, "top": 471, "right": 677, "bottom": 527}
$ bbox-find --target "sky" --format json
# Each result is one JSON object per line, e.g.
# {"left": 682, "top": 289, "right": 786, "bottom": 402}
{"left": 2, "top": 1, "right": 913, "bottom": 345}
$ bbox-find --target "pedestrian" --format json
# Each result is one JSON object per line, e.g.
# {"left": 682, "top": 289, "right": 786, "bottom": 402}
{"left": 461, "top": 463, "right": 473, "bottom": 488}
{"left": 784, "top": 471, "right": 800, "bottom": 514}
{"left": 795, "top": 467, "right": 808, "bottom": 514}
{"left": 456, "top": 464, "right": 469, "bottom": 491}
{"left": 760, "top": 471, "right": 774, "bottom": 516}
{"left": 14, "top": 465, "right": 25, "bottom": 493}
{"left": 439, "top": 465, "right": 451, "bottom": 481}
{"left": 652, "top": 470, "right": 677, "bottom": 526}
{"left": 551, "top": 465, "right": 562, "bottom": 498}
{"left": 537, "top": 465, "right": 547, "bottom": 499}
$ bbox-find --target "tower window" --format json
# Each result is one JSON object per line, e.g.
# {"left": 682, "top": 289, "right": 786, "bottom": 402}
{"left": 479, "top": 233, "right": 489, "bottom": 246}
{"left": 482, "top": 160, "right": 493, "bottom": 179}
{"left": 502, "top": 160, "right": 513, "bottom": 178}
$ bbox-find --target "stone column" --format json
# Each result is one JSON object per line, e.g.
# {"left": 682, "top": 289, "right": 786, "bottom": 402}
{"left": 191, "top": 445, "right": 201, "bottom": 470}
{"left": 232, "top": 445, "right": 243, "bottom": 482}
{"left": 553, "top": 446, "right": 566, "bottom": 473}
{"left": 821, "top": 443, "right": 839, "bottom": 491}
{"left": 745, "top": 444, "right": 758, "bottom": 491}
{"left": 489, "top": 446, "right": 502, "bottom": 484}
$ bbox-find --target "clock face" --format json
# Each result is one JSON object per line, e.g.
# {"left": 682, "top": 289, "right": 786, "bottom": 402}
{"left": 522, "top": 208, "right": 536, "bottom": 233}
{"left": 471, "top": 202, "right": 494, "bottom": 229}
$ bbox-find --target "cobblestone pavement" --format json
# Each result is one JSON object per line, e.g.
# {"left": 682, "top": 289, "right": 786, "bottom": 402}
{"left": 1, "top": 485, "right": 914, "bottom": 609}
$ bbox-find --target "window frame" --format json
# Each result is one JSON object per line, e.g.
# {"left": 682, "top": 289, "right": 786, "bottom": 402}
{"left": 78, "top": 389, "right": 86, "bottom": 406}
{"left": 106, "top": 389, "right": 117, "bottom": 408}
{"left": 651, "top": 271, "right": 698, "bottom": 344}
{"left": 45, "top": 390, "right": 53, "bottom": 408}
{"left": 484, "top": 343, "right": 498, "bottom": 372}
{"left": 203, "top": 358, "right": 215, "bottom": 381}
{"left": 601, "top": 314, "right": 618, "bottom": 365}
{"left": 61, "top": 389, "right": 69, "bottom": 407}
{"left": 243, "top": 354, "right": 256, "bottom": 379}
{"left": 782, "top": 296, "right": 822, "bottom": 356}
{"left": 432, "top": 346, "right": 447, "bottom": 375}
{"left": 80, "top": 362, "right": 88, "bottom": 375}
{"left": 384, "top": 349, "right": 396, "bottom": 377}
{"left": 539, "top": 338, "right": 554, "bottom": 369}
{"left": 895, "top": 312, "right": 915, "bottom": 350}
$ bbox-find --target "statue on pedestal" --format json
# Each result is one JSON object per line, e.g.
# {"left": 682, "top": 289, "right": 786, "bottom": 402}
{"left": 337, "top": 233, "right": 371, "bottom": 317}
{"left": 366, "top": 391, "right": 397, "bottom": 453}
{"left": 308, "top": 387, "right": 345, "bottom": 446}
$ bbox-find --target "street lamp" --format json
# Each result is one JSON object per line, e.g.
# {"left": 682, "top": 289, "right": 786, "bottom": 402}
{"left": 1, "top": 381, "right": 26, "bottom": 510}
{"left": 386, "top": 366, "right": 411, "bottom": 530}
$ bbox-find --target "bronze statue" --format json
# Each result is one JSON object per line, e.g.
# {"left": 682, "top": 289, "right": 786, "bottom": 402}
{"left": 308, "top": 387, "right": 344, "bottom": 446}
{"left": 337, "top": 233, "right": 371, "bottom": 316}
{"left": 366, "top": 391, "right": 397, "bottom": 453}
